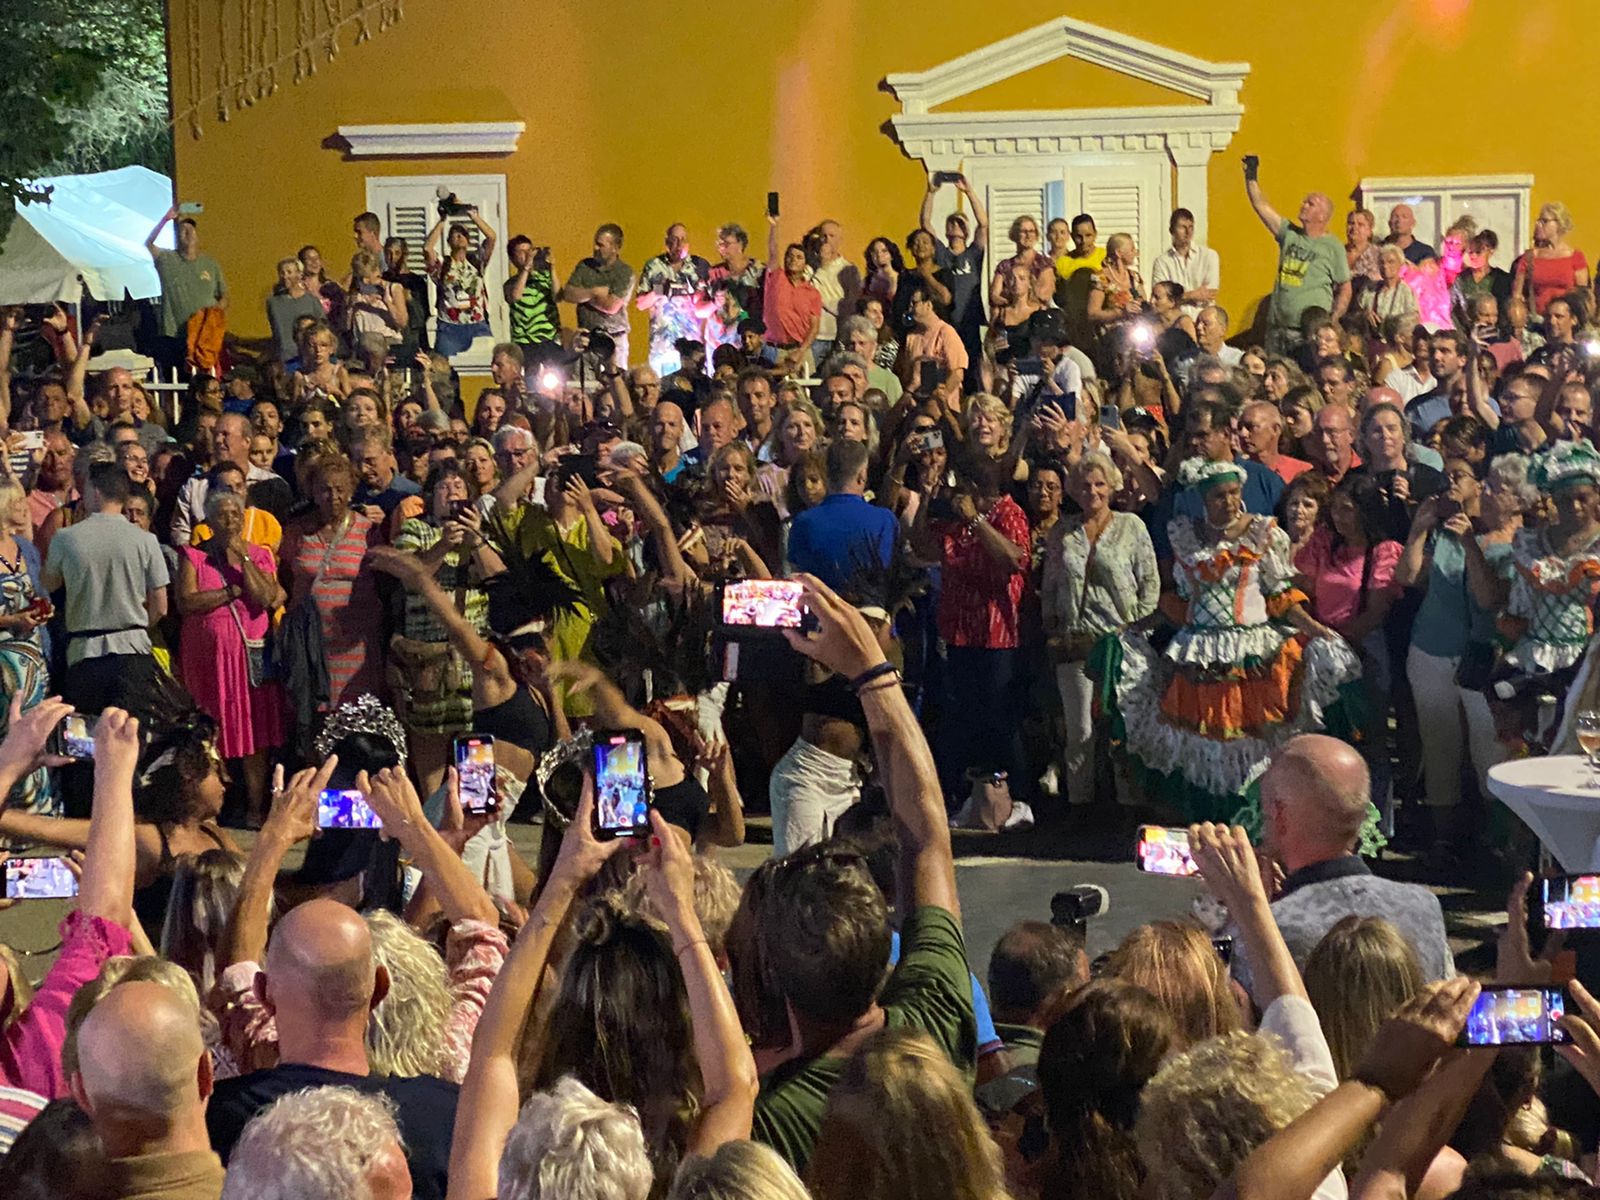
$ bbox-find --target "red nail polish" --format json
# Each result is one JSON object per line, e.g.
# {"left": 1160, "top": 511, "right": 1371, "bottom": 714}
{"left": 651, "top": 836, "right": 661, "bottom": 848}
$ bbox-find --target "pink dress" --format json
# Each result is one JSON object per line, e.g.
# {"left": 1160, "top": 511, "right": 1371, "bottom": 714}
{"left": 180, "top": 545, "right": 287, "bottom": 758}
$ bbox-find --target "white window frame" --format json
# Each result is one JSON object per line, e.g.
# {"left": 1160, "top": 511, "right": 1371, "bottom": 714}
{"left": 365, "top": 173, "right": 510, "bottom": 372}
{"left": 1356, "top": 174, "right": 1535, "bottom": 267}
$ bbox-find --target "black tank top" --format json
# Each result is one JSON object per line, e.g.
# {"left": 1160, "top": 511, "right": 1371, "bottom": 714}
{"left": 474, "top": 686, "right": 552, "bottom": 756}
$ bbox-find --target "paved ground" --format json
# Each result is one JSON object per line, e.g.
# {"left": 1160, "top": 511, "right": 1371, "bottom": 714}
{"left": 0, "top": 814, "right": 1511, "bottom": 989}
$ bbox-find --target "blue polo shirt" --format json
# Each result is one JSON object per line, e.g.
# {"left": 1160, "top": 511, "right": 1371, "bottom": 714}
{"left": 1405, "top": 385, "right": 1454, "bottom": 439}
{"left": 785, "top": 493, "right": 899, "bottom": 590}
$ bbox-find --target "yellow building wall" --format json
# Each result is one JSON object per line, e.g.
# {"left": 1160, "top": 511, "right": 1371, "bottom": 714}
{"left": 170, "top": 0, "right": 1595, "bottom": 351}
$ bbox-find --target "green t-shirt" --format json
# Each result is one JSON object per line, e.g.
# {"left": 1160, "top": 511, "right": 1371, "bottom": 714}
{"left": 153, "top": 249, "right": 227, "bottom": 336}
{"left": 751, "top": 905, "right": 976, "bottom": 1176}
{"left": 1268, "top": 223, "right": 1349, "bottom": 332}
{"left": 509, "top": 268, "right": 559, "bottom": 345}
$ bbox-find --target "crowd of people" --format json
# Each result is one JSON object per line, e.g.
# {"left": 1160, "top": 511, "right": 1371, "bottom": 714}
{"left": 0, "top": 154, "right": 1596, "bottom": 1198}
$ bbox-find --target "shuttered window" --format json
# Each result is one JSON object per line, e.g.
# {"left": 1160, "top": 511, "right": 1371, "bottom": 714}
{"left": 364, "top": 175, "right": 509, "bottom": 367}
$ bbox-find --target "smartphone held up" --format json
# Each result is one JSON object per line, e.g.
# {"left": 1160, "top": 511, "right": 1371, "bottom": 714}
{"left": 592, "top": 729, "right": 650, "bottom": 839}
{"left": 1135, "top": 825, "right": 1199, "bottom": 877}
{"left": 454, "top": 734, "right": 499, "bottom": 816}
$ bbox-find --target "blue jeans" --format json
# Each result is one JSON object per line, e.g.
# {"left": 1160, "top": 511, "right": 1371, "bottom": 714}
{"left": 434, "top": 319, "right": 491, "bottom": 358}
{"left": 938, "top": 645, "right": 1030, "bottom": 802}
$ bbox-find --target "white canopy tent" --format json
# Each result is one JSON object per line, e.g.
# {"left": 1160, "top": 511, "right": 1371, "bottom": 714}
{"left": 0, "top": 165, "right": 175, "bottom": 305}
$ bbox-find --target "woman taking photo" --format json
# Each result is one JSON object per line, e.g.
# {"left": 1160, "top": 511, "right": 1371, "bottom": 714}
{"left": 424, "top": 207, "right": 497, "bottom": 359}
{"left": 1396, "top": 455, "right": 1525, "bottom": 851}
{"left": 988, "top": 215, "right": 1055, "bottom": 359}
{"left": 1041, "top": 451, "right": 1159, "bottom": 808}
{"left": 1359, "top": 402, "right": 1445, "bottom": 541}
{"left": 910, "top": 451, "right": 1032, "bottom": 810}
{"left": 175, "top": 488, "right": 287, "bottom": 825}
{"left": 280, "top": 454, "right": 385, "bottom": 714}
{"left": 389, "top": 462, "right": 507, "bottom": 793}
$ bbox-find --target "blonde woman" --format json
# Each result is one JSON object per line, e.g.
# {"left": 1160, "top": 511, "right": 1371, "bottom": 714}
{"left": 1104, "top": 922, "right": 1241, "bottom": 1050}
{"left": 1514, "top": 201, "right": 1589, "bottom": 318}
{"left": 1042, "top": 451, "right": 1158, "bottom": 807}
{"left": 668, "top": 1141, "right": 810, "bottom": 1200}
{"left": 808, "top": 1027, "right": 1011, "bottom": 1200}
{"left": 1301, "top": 915, "right": 1422, "bottom": 1081}
{"left": 365, "top": 909, "right": 458, "bottom": 1080}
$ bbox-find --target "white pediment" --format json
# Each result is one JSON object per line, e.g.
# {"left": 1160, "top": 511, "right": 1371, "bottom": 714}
{"left": 885, "top": 17, "right": 1250, "bottom": 161}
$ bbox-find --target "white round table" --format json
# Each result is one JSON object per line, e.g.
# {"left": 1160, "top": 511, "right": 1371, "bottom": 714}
{"left": 1488, "top": 756, "right": 1600, "bottom": 872}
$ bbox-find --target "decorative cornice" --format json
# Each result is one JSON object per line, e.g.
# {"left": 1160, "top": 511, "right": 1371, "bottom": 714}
{"left": 890, "top": 105, "right": 1243, "bottom": 161}
{"left": 335, "top": 121, "right": 526, "bottom": 157}
{"left": 883, "top": 16, "right": 1250, "bottom": 114}
{"left": 1357, "top": 174, "right": 1535, "bottom": 196}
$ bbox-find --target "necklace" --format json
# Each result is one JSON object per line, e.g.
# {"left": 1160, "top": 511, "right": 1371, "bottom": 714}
{"left": 1204, "top": 514, "right": 1242, "bottom": 535}
{"left": 0, "top": 539, "right": 21, "bottom": 576}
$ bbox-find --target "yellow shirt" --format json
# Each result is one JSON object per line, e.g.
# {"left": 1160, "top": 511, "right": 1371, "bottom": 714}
{"left": 1054, "top": 245, "right": 1106, "bottom": 281}
{"left": 191, "top": 507, "right": 282, "bottom": 555}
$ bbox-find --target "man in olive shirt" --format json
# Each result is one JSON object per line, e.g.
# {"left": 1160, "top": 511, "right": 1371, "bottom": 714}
{"left": 562, "top": 222, "right": 634, "bottom": 368}
{"left": 146, "top": 205, "right": 228, "bottom": 376}
{"left": 741, "top": 574, "right": 975, "bottom": 1175}
{"left": 1243, "top": 155, "right": 1350, "bottom": 353}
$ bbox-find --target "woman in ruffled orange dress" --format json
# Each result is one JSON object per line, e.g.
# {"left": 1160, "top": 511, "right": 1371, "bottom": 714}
{"left": 1099, "top": 458, "right": 1369, "bottom": 834}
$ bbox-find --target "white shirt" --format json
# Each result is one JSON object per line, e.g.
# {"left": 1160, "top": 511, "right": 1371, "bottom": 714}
{"left": 1150, "top": 243, "right": 1221, "bottom": 319}
{"left": 1261, "top": 995, "right": 1347, "bottom": 1200}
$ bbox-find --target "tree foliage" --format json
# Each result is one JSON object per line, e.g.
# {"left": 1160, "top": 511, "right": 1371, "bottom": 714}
{"left": 0, "top": 0, "right": 170, "bottom": 241}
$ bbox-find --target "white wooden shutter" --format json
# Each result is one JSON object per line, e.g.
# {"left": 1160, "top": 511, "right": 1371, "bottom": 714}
{"left": 365, "top": 174, "right": 510, "bottom": 368}
{"left": 1070, "top": 162, "right": 1164, "bottom": 281}
{"left": 986, "top": 182, "right": 1048, "bottom": 263}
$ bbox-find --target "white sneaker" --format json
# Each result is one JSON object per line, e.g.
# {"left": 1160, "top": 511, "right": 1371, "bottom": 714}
{"left": 1039, "top": 764, "right": 1060, "bottom": 797}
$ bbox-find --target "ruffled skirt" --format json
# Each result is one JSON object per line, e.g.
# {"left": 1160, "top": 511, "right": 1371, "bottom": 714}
{"left": 1094, "top": 622, "right": 1376, "bottom": 843}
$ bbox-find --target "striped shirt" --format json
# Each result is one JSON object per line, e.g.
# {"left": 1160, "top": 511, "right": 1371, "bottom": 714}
{"left": 508, "top": 267, "right": 558, "bottom": 345}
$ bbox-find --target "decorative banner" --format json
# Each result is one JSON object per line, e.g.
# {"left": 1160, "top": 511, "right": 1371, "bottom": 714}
{"left": 172, "top": 0, "right": 405, "bottom": 138}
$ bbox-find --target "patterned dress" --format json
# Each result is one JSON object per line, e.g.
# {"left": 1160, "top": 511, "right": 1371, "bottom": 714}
{"left": 1102, "top": 516, "right": 1365, "bottom": 828}
{"left": 1504, "top": 527, "right": 1600, "bottom": 675}
{"left": 391, "top": 518, "right": 490, "bottom": 735}
{"left": 0, "top": 540, "right": 52, "bottom": 818}
{"left": 282, "top": 513, "right": 384, "bottom": 710}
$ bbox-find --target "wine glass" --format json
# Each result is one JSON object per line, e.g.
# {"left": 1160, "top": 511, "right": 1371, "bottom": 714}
{"left": 1577, "top": 710, "right": 1600, "bottom": 788}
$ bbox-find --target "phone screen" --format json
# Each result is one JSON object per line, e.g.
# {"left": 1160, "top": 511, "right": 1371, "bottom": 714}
{"left": 317, "top": 789, "right": 382, "bottom": 830}
{"left": 720, "top": 579, "right": 805, "bottom": 631}
{"left": 4, "top": 856, "right": 78, "bottom": 900}
{"left": 1135, "top": 826, "right": 1198, "bottom": 876}
{"left": 55, "top": 713, "right": 95, "bottom": 760}
{"left": 592, "top": 731, "right": 650, "bottom": 839}
{"left": 1543, "top": 875, "right": 1600, "bottom": 929}
{"left": 1461, "top": 987, "right": 1569, "bottom": 1046}
{"left": 454, "top": 736, "right": 498, "bottom": 815}
{"left": 1212, "top": 936, "right": 1234, "bottom": 965}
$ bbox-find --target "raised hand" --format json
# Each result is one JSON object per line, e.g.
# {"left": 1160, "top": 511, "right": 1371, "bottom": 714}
{"left": 781, "top": 572, "right": 888, "bottom": 680}
{"left": 1352, "top": 977, "right": 1482, "bottom": 1102}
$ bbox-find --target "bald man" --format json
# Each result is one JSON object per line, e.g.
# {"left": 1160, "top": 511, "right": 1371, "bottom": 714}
{"left": 1244, "top": 155, "right": 1351, "bottom": 352}
{"left": 1227, "top": 735, "right": 1452, "bottom": 1005}
{"left": 1385, "top": 203, "right": 1435, "bottom": 265}
{"left": 206, "top": 899, "right": 457, "bottom": 1200}
{"left": 1238, "top": 400, "right": 1310, "bottom": 483}
{"left": 71, "top": 980, "right": 224, "bottom": 1199}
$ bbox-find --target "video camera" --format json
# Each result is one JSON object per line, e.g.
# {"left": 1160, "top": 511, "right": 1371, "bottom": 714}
{"left": 435, "top": 186, "right": 474, "bottom": 221}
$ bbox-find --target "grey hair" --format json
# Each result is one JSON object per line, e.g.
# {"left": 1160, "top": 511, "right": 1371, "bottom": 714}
{"left": 667, "top": 1139, "right": 810, "bottom": 1200}
{"left": 492, "top": 424, "right": 536, "bottom": 452}
{"left": 1201, "top": 303, "right": 1231, "bottom": 328}
{"left": 204, "top": 485, "right": 246, "bottom": 521}
{"left": 839, "top": 315, "right": 876, "bottom": 345}
{"left": 820, "top": 349, "right": 870, "bottom": 380}
{"left": 363, "top": 909, "right": 453, "bottom": 1080}
{"left": 1486, "top": 451, "right": 1539, "bottom": 510}
{"left": 1069, "top": 449, "right": 1124, "bottom": 494}
{"left": 499, "top": 1076, "right": 653, "bottom": 1200}
{"left": 222, "top": 1086, "right": 404, "bottom": 1200}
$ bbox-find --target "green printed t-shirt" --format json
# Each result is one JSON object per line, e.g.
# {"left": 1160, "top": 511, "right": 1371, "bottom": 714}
{"left": 1268, "top": 223, "right": 1349, "bottom": 332}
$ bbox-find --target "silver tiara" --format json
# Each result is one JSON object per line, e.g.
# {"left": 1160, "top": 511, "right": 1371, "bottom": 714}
{"left": 534, "top": 730, "right": 593, "bottom": 829}
{"left": 311, "top": 694, "right": 408, "bottom": 763}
